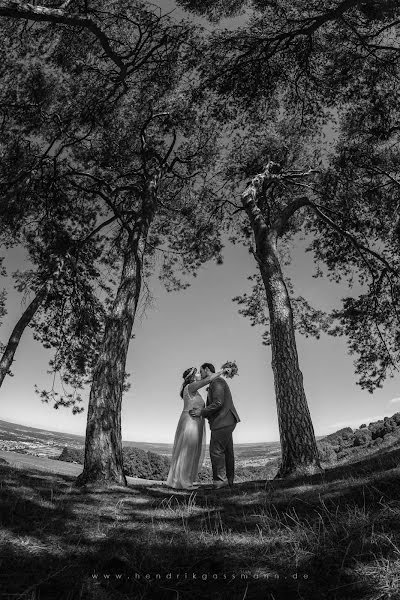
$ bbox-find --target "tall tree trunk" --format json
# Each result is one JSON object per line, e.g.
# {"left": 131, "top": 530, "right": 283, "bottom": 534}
{"left": 0, "top": 286, "right": 48, "bottom": 388}
{"left": 76, "top": 172, "right": 160, "bottom": 488}
{"left": 242, "top": 171, "right": 321, "bottom": 478}
{"left": 75, "top": 235, "right": 143, "bottom": 487}
{"left": 258, "top": 234, "right": 321, "bottom": 477}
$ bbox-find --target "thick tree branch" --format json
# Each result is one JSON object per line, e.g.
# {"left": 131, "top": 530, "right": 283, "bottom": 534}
{"left": 287, "top": 0, "right": 363, "bottom": 36}
{"left": 234, "top": 0, "right": 365, "bottom": 65}
{"left": 243, "top": 163, "right": 399, "bottom": 283}
{"left": 241, "top": 163, "right": 317, "bottom": 242}
{"left": 0, "top": 1, "right": 126, "bottom": 75}
{"left": 272, "top": 196, "right": 310, "bottom": 237}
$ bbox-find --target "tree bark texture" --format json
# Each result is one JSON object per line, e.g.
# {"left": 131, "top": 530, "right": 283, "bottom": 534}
{"left": 76, "top": 179, "right": 159, "bottom": 487}
{"left": 75, "top": 238, "right": 142, "bottom": 487}
{"left": 259, "top": 235, "right": 321, "bottom": 477}
{"left": 242, "top": 174, "right": 321, "bottom": 477}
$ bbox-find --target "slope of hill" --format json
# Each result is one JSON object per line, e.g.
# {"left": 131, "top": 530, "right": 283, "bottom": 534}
{"left": 0, "top": 418, "right": 174, "bottom": 458}
{"left": 317, "top": 412, "right": 400, "bottom": 465}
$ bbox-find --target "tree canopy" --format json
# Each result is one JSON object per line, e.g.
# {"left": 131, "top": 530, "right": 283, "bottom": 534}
{"left": 0, "top": 0, "right": 226, "bottom": 409}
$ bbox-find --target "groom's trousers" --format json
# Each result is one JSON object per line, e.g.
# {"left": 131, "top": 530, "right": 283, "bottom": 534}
{"left": 210, "top": 423, "right": 236, "bottom": 483}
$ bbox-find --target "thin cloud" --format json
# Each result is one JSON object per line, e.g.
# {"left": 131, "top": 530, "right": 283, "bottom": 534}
{"left": 390, "top": 397, "right": 400, "bottom": 405}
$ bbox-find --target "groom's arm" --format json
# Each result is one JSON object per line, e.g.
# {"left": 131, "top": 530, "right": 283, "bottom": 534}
{"left": 200, "top": 379, "right": 225, "bottom": 417}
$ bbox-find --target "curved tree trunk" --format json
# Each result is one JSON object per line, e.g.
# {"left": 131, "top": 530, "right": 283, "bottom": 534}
{"left": 75, "top": 235, "right": 143, "bottom": 487}
{"left": 242, "top": 169, "right": 321, "bottom": 478}
{"left": 258, "top": 234, "right": 321, "bottom": 477}
{"left": 0, "top": 286, "right": 48, "bottom": 388}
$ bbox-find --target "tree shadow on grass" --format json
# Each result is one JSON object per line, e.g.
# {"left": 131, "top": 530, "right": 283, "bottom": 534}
{"left": 0, "top": 464, "right": 308, "bottom": 599}
{"left": 0, "top": 516, "right": 377, "bottom": 600}
{"left": 1, "top": 451, "right": 400, "bottom": 600}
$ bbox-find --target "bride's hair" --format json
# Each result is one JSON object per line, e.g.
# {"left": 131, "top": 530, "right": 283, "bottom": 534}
{"left": 180, "top": 367, "right": 196, "bottom": 398}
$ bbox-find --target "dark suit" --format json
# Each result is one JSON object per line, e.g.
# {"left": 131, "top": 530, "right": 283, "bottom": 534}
{"left": 200, "top": 377, "right": 240, "bottom": 484}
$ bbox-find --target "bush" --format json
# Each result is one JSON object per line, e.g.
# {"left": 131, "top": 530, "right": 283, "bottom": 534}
{"left": 315, "top": 412, "right": 400, "bottom": 466}
{"left": 326, "top": 427, "right": 353, "bottom": 440}
{"left": 57, "top": 447, "right": 84, "bottom": 463}
{"left": 392, "top": 412, "right": 400, "bottom": 425}
{"left": 379, "top": 433, "right": 400, "bottom": 449}
{"left": 123, "top": 447, "right": 170, "bottom": 480}
{"left": 383, "top": 417, "right": 397, "bottom": 434}
{"left": 353, "top": 428, "right": 373, "bottom": 447}
{"left": 317, "top": 440, "right": 337, "bottom": 463}
{"left": 368, "top": 420, "right": 386, "bottom": 440}
{"left": 57, "top": 446, "right": 171, "bottom": 480}
{"left": 325, "top": 427, "right": 355, "bottom": 449}
{"left": 370, "top": 437, "right": 385, "bottom": 447}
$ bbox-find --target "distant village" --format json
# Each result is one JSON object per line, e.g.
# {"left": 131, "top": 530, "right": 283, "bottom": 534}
{"left": 0, "top": 424, "right": 84, "bottom": 459}
{"left": 0, "top": 438, "right": 64, "bottom": 457}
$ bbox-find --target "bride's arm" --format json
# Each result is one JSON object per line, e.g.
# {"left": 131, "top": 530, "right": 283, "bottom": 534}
{"left": 187, "top": 370, "right": 224, "bottom": 394}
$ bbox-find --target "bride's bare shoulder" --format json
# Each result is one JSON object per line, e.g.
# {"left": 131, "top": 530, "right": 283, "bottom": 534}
{"left": 186, "top": 383, "right": 197, "bottom": 395}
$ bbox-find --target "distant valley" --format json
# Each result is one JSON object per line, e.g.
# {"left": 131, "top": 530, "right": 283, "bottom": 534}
{"left": 0, "top": 419, "right": 282, "bottom": 466}
{"left": 2, "top": 411, "right": 400, "bottom": 474}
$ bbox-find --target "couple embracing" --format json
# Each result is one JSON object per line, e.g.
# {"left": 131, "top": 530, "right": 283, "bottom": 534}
{"left": 166, "top": 362, "right": 240, "bottom": 490}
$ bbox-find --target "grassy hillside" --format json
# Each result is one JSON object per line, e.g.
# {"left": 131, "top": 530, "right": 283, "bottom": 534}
{"left": 1, "top": 442, "right": 400, "bottom": 599}
{"left": 2, "top": 413, "right": 400, "bottom": 598}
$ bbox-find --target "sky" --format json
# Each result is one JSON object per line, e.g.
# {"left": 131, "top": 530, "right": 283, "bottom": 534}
{"left": 0, "top": 0, "right": 399, "bottom": 444}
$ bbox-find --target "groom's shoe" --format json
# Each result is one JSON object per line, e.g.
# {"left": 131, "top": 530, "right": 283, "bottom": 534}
{"left": 213, "top": 480, "right": 229, "bottom": 490}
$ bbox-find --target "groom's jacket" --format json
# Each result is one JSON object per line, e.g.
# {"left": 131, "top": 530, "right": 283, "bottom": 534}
{"left": 200, "top": 377, "right": 240, "bottom": 430}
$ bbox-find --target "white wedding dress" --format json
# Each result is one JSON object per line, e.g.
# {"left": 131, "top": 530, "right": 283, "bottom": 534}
{"left": 166, "top": 384, "right": 206, "bottom": 489}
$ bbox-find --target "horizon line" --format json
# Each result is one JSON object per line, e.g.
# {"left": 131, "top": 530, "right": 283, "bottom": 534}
{"left": 0, "top": 417, "right": 281, "bottom": 445}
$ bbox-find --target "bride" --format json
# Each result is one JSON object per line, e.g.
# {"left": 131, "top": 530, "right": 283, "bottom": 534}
{"left": 166, "top": 366, "right": 224, "bottom": 490}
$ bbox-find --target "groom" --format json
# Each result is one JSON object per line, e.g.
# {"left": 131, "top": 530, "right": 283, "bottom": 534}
{"left": 189, "top": 362, "right": 240, "bottom": 489}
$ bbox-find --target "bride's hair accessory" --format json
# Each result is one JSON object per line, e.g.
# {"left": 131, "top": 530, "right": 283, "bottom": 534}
{"left": 180, "top": 366, "right": 197, "bottom": 397}
{"left": 182, "top": 367, "right": 197, "bottom": 380}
